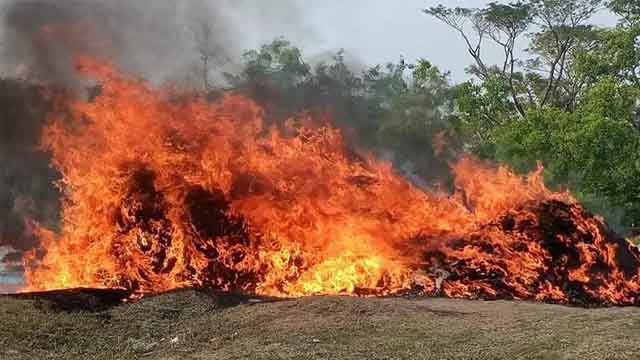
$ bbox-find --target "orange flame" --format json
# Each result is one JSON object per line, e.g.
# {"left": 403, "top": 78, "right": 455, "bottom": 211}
{"left": 22, "top": 58, "right": 640, "bottom": 304}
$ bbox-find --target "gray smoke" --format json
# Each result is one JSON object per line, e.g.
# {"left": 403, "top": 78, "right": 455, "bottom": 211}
{"left": 3, "top": 0, "right": 215, "bottom": 86}
{"left": 1, "top": 0, "right": 314, "bottom": 87}
{"left": 0, "top": 78, "right": 58, "bottom": 254}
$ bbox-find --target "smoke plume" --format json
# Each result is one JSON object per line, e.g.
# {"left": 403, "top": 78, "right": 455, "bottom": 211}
{"left": 1, "top": 0, "right": 313, "bottom": 86}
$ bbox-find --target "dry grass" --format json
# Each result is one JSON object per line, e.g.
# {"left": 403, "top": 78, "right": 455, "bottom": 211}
{"left": 1, "top": 290, "right": 640, "bottom": 359}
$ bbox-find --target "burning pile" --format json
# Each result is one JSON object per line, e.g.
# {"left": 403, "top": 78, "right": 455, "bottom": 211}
{"left": 22, "top": 58, "right": 640, "bottom": 305}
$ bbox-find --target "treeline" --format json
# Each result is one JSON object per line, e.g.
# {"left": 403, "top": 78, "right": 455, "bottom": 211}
{"left": 204, "top": 0, "right": 639, "bottom": 233}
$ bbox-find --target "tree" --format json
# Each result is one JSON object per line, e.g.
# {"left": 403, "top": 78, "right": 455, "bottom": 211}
{"left": 191, "top": 20, "right": 229, "bottom": 92}
{"left": 423, "top": 5, "right": 492, "bottom": 79}
{"left": 425, "top": 2, "right": 532, "bottom": 117}
{"left": 425, "top": 0, "right": 604, "bottom": 115}
{"left": 224, "top": 38, "right": 311, "bottom": 120}
{"left": 528, "top": 0, "right": 603, "bottom": 108}
{"left": 609, "top": 0, "right": 640, "bottom": 25}
{"left": 493, "top": 79, "right": 640, "bottom": 229}
{"left": 427, "top": 1, "right": 640, "bottom": 230}
{"left": 453, "top": 75, "right": 515, "bottom": 156}
{"left": 374, "top": 59, "right": 458, "bottom": 178}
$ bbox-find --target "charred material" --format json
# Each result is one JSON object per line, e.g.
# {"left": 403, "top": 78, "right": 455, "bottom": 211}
{"left": 6, "top": 288, "right": 132, "bottom": 311}
{"left": 421, "top": 200, "right": 640, "bottom": 306}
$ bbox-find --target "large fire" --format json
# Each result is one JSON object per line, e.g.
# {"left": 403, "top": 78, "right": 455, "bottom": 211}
{"left": 22, "top": 57, "right": 640, "bottom": 305}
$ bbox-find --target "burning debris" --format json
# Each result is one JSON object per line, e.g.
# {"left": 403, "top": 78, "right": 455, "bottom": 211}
{"left": 20, "top": 58, "right": 640, "bottom": 306}
{"left": 416, "top": 200, "right": 640, "bottom": 305}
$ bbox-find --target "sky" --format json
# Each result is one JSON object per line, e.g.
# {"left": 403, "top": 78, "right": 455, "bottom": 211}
{"left": 223, "top": 0, "right": 619, "bottom": 82}
{"left": 239, "top": 1, "right": 490, "bottom": 82}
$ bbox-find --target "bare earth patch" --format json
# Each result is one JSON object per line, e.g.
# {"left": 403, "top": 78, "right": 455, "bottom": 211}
{"left": 1, "top": 290, "right": 639, "bottom": 359}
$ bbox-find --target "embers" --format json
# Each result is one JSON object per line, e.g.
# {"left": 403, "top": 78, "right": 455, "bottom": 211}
{"left": 111, "top": 167, "right": 175, "bottom": 287}
{"left": 420, "top": 200, "right": 640, "bottom": 305}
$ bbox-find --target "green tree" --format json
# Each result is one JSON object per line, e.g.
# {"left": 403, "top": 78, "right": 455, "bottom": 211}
{"left": 609, "top": 0, "right": 640, "bottom": 25}
{"left": 224, "top": 38, "right": 311, "bottom": 120}
{"left": 427, "top": 0, "right": 640, "bottom": 230}
{"left": 425, "top": 0, "right": 603, "bottom": 115}
{"left": 493, "top": 79, "right": 640, "bottom": 229}
{"left": 453, "top": 76, "right": 514, "bottom": 156}
{"left": 374, "top": 59, "right": 458, "bottom": 178}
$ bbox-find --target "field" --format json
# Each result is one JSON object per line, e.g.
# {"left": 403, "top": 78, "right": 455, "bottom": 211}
{"left": 1, "top": 289, "right": 640, "bottom": 360}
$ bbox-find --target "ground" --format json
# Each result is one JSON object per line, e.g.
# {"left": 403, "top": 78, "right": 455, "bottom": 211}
{"left": 1, "top": 289, "right": 640, "bottom": 359}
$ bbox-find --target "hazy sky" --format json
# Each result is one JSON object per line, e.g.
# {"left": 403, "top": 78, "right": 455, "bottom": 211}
{"left": 226, "top": 0, "right": 618, "bottom": 82}
{"left": 239, "top": 1, "right": 488, "bottom": 81}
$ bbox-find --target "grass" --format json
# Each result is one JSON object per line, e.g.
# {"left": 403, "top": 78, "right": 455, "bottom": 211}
{"left": 2, "top": 289, "right": 640, "bottom": 359}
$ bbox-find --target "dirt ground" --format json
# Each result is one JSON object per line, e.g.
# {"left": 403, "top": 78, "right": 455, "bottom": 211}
{"left": 1, "top": 289, "right": 639, "bottom": 359}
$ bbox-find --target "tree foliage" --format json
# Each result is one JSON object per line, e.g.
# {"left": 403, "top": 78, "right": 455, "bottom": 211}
{"left": 426, "top": 0, "right": 604, "bottom": 115}
{"left": 609, "top": 0, "right": 640, "bottom": 25}
{"left": 426, "top": 0, "right": 640, "bottom": 230}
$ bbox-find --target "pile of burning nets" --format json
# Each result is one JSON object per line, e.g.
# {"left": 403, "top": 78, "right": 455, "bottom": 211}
{"left": 21, "top": 57, "right": 640, "bottom": 306}
{"left": 416, "top": 200, "right": 640, "bottom": 305}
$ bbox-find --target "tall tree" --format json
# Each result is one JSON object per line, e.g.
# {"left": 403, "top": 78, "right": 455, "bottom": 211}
{"left": 609, "top": 0, "right": 640, "bottom": 25}
{"left": 427, "top": 1, "right": 640, "bottom": 230}
{"left": 425, "top": 0, "right": 603, "bottom": 115}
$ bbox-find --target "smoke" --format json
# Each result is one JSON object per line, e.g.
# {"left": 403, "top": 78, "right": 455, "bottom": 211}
{"left": 0, "top": 79, "right": 58, "bottom": 253}
{"left": 3, "top": 0, "right": 212, "bottom": 86}
{"left": 1, "top": 0, "right": 314, "bottom": 87}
